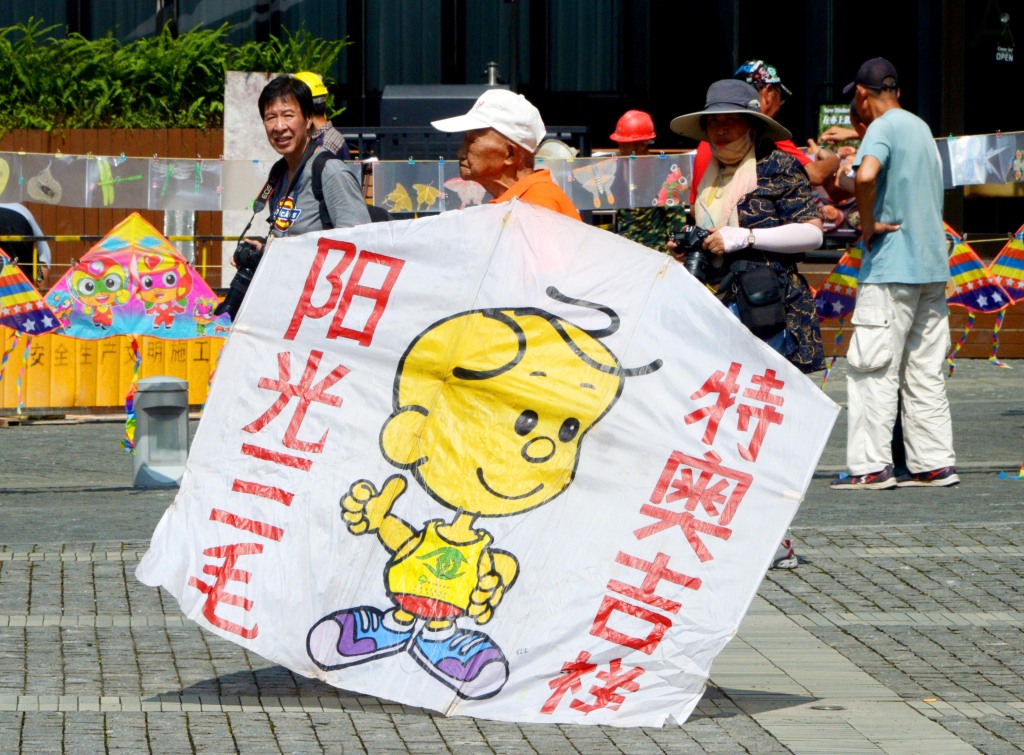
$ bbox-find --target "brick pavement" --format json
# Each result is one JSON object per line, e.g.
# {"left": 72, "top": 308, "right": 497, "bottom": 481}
{"left": 2, "top": 358, "right": 1024, "bottom": 752}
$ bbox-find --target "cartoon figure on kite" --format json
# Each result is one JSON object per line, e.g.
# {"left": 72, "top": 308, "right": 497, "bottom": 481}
{"left": 307, "top": 288, "right": 661, "bottom": 700}
{"left": 134, "top": 252, "right": 193, "bottom": 329}
{"left": 69, "top": 254, "right": 130, "bottom": 330}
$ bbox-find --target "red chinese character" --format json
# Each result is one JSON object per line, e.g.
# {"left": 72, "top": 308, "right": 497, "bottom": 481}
{"left": 244, "top": 350, "right": 348, "bottom": 453}
{"left": 736, "top": 369, "right": 785, "bottom": 461}
{"left": 684, "top": 362, "right": 741, "bottom": 445}
{"left": 188, "top": 543, "right": 263, "bottom": 639}
{"left": 590, "top": 596, "right": 672, "bottom": 654}
{"left": 570, "top": 659, "right": 645, "bottom": 714}
{"left": 541, "top": 651, "right": 598, "bottom": 715}
{"left": 210, "top": 509, "right": 284, "bottom": 541}
{"left": 285, "top": 238, "right": 404, "bottom": 346}
{"left": 648, "top": 450, "right": 752, "bottom": 526}
{"left": 607, "top": 551, "right": 702, "bottom": 614}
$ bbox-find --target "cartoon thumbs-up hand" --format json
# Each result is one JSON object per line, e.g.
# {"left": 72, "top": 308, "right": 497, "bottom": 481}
{"left": 341, "top": 475, "right": 407, "bottom": 535}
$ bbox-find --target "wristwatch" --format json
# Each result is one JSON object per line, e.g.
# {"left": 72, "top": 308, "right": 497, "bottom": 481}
{"left": 746, "top": 230, "right": 756, "bottom": 249}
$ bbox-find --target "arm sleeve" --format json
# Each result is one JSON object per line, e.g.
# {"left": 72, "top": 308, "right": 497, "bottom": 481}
{"left": 321, "top": 162, "right": 371, "bottom": 228}
{"left": 751, "top": 223, "right": 823, "bottom": 253}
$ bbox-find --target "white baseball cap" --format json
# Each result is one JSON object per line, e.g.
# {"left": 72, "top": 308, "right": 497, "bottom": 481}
{"left": 431, "top": 89, "right": 546, "bottom": 153}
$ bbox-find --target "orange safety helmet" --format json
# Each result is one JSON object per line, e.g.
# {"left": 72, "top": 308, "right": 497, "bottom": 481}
{"left": 610, "top": 110, "right": 656, "bottom": 143}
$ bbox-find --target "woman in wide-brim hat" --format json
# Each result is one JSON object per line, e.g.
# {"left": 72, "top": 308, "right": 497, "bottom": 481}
{"left": 668, "top": 78, "right": 826, "bottom": 376}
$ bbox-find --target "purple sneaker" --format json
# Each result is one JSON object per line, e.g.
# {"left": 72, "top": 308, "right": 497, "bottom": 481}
{"left": 830, "top": 465, "right": 897, "bottom": 490}
{"left": 411, "top": 626, "right": 509, "bottom": 700}
{"left": 306, "top": 606, "right": 414, "bottom": 671}
{"left": 897, "top": 466, "right": 960, "bottom": 487}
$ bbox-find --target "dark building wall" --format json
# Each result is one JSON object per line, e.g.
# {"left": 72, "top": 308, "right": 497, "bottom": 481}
{"left": 2, "top": 0, "right": 1021, "bottom": 233}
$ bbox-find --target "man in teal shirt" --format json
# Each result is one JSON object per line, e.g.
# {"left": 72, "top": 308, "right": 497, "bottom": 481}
{"left": 832, "top": 58, "right": 957, "bottom": 490}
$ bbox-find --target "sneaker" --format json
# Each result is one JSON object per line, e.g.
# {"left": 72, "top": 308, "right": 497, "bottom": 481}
{"left": 306, "top": 606, "right": 414, "bottom": 671}
{"left": 771, "top": 539, "right": 798, "bottom": 569}
{"left": 830, "top": 465, "right": 897, "bottom": 490}
{"left": 411, "top": 625, "right": 509, "bottom": 700}
{"left": 896, "top": 466, "right": 960, "bottom": 487}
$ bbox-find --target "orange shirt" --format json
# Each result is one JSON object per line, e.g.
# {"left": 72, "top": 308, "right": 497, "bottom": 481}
{"left": 491, "top": 169, "right": 582, "bottom": 221}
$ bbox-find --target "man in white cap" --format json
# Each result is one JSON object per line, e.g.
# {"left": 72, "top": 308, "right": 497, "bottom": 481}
{"left": 432, "top": 89, "right": 581, "bottom": 221}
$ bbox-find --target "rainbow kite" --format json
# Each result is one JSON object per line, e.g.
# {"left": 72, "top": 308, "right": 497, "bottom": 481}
{"left": 0, "top": 249, "right": 63, "bottom": 336}
{"left": 988, "top": 224, "right": 1024, "bottom": 304}
{"left": 814, "top": 238, "right": 863, "bottom": 322}
{"left": 813, "top": 238, "right": 863, "bottom": 386}
{"left": 0, "top": 248, "right": 64, "bottom": 413}
{"left": 944, "top": 223, "right": 1012, "bottom": 373}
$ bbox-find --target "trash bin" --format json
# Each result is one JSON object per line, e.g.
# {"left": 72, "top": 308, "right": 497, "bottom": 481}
{"left": 132, "top": 376, "right": 190, "bottom": 488}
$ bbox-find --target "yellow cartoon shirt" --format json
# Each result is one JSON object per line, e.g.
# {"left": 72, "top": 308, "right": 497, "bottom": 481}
{"left": 388, "top": 520, "right": 492, "bottom": 619}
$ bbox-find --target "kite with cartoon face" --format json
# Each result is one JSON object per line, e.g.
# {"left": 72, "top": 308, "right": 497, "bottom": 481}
{"left": 135, "top": 253, "right": 193, "bottom": 329}
{"left": 307, "top": 289, "right": 660, "bottom": 700}
{"left": 69, "top": 255, "right": 130, "bottom": 330}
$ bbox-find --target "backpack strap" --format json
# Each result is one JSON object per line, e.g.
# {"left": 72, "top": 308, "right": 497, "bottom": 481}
{"left": 311, "top": 151, "right": 335, "bottom": 230}
{"left": 312, "top": 152, "right": 391, "bottom": 226}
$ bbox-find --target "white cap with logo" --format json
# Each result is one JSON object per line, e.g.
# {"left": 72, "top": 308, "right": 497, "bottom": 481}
{"left": 431, "top": 89, "right": 546, "bottom": 153}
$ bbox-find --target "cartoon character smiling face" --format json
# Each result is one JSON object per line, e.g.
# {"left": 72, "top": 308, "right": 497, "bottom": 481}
{"left": 69, "top": 255, "right": 130, "bottom": 328}
{"left": 381, "top": 309, "right": 625, "bottom": 517}
{"left": 135, "top": 253, "right": 192, "bottom": 306}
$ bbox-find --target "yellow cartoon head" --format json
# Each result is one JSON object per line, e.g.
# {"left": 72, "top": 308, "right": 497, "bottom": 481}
{"left": 70, "top": 255, "right": 130, "bottom": 309}
{"left": 381, "top": 293, "right": 660, "bottom": 518}
{"left": 135, "top": 253, "right": 192, "bottom": 304}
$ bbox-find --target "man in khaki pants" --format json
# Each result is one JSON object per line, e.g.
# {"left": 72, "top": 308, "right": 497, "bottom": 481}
{"left": 831, "top": 58, "right": 957, "bottom": 490}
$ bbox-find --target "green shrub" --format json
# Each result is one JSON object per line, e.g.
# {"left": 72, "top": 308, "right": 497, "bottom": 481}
{"left": 0, "top": 19, "right": 350, "bottom": 131}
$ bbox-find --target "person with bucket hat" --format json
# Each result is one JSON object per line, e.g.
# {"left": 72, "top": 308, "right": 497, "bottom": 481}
{"left": 608, "top": 109, "right": 687, "bottom": 252}
{"left": 431, "top": 89, "right": 581, "bottom": 221}
{"left": 830, "top": 57, "right": 957, "bottom": 491}
{"left": 670, "top": 79, "right": 825, "bottom": 569}
{"left": 690, "top": 61, "right": 839, "bottom": 200}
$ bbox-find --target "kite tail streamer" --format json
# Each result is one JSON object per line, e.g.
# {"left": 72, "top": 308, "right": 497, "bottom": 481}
{"left": 946, "top": 313, "right": 975, "bottom": 377}
{"left": 122, "top": 335, "right": 142, "bottom": 453}
{"left": 989, "top": 310, "right": 1011, "bottom": 368}
{"left": 16, "top": 333, "right": 28, "bottom": 415}
{"left": 0, "top": 331, "right": 20, "bottom": 388}
{"left": 820, "top": 316, "right": 845, "bottom": 389}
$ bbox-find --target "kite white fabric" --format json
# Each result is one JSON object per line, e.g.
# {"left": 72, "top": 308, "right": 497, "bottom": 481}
{"left": 137, "top": 201, "right": 839, "bottom": 727}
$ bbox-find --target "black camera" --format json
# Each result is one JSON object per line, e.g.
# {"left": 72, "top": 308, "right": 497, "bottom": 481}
{"left": 671, "top": 225, "right": 713, "bottom": 283}
{"left": 214, "top": 239, "right": 264, "bottom": 320}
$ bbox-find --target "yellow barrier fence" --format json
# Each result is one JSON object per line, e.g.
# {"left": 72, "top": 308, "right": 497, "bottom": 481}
{"left": 0, "top": 332, "right": 224, "bottom": 411}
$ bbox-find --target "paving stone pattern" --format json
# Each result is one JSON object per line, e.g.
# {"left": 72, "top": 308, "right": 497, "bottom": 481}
{"left": 3, "top": 358, "right": 1024, "bottom": 752}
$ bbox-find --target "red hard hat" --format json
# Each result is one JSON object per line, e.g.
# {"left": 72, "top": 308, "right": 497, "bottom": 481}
{"left": 610, "top": 110, "right": 656, "bottom": 142}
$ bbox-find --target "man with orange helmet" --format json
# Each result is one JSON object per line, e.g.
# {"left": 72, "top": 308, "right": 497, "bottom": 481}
{"left": 609, "top": 110, "right": 656, "bottom": 156}
{"left": 609, "top": 109, "right": 686, "bottom": 253}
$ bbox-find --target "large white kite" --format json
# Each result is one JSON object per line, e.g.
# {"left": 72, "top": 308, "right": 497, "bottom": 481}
{"left": 137, "top": 201, "right": 839, "bottom": 727}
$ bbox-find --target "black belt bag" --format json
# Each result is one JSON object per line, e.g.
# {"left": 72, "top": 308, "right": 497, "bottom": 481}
{"left": 732, "top": 264, "right": 786, "bottom": 338}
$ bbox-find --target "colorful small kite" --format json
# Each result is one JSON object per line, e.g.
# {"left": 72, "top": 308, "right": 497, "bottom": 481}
{"left": 0, "top": 249, "right": 63, "bottom": 336}
{"left": 813, "top": 238, "right": 863, "bottom": 386}
{"left": 944, "top": 223, "right": 1012, "bottom": 373}
{"left": 45, "top": 213, "right": 231, "bottom": 450}
{"left": 0, "top": 248, "right": 64, "bottom": 413}
{"left": 987, "top": 224, "right": 1024, "bottom": 304}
